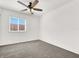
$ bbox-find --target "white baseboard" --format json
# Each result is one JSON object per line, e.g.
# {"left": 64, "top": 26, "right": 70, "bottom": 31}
{"left": 0, "top": 39, "right": 39, "bottom": 46}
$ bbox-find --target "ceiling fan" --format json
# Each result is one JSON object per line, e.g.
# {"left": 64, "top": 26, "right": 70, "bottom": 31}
{"left": 17, "top": 0, "right": 43, "bottom": 14}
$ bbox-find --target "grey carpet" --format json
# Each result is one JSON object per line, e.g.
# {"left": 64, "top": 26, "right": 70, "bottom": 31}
{"left": 0, "top": 40, "right": 79, "bottom": 58}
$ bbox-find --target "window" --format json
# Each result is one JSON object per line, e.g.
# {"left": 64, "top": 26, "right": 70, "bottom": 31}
{"left": 9, "top": 17, "right": 26, "bottom": 32}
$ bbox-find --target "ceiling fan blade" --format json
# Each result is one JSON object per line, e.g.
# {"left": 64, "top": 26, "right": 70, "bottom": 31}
{"left": 17, "top": 1, "right": 28, "bottom": 8}
{"left": 32, "top": 0, "right": 39, "bottom": 7}
{"left": 33, "top": 8, "right": 43, "bottom": 11}
{"left": 21, "top": 9, "right": 27, "bottom": 11}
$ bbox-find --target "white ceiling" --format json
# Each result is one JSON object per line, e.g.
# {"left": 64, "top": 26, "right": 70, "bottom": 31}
{"left": 0, "top": 0, "right": 73, "bottom": 15}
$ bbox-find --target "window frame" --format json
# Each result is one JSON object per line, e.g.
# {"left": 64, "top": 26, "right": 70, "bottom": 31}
{"left": 9, "top": 17, "right": 26, "bottom": 32}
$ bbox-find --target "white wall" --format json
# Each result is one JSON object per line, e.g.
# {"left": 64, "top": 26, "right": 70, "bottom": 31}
{"left": 41, "top": 0, "right": 79, "bottom": 54}
{"left": 0, "top": 8, "right": 41, "bottom": 45}
{"left": 0, "top": 14, "right": 1, "bottom": 45}
{"left": 0, "top": 8, "right": 2, "bottom": 45}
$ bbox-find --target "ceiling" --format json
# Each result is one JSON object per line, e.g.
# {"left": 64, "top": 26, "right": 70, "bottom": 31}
{"left": 0, "top": 0, "right": 73, "bottom": 15}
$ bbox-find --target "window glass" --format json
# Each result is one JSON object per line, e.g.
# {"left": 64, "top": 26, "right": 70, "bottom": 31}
{"left": 9, "top": 17, "right": 18, "bottom": 31}
{"left": 19, "top": 18, "right": 25, "bottom": 31}
{"left": 19, "top": 18, "right": 25, "bottom": 25}
{"left": 10, "top": 17, "right": 18, "bottom": 24}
